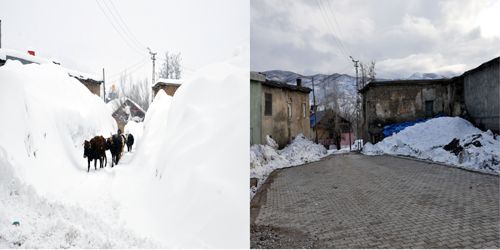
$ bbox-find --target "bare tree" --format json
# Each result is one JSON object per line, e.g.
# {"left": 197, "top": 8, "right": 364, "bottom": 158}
{"left": 117, "top": 71, "right": 151, "bottom": 111}
{"left": 158, "top": 51, "right": 182, "bottom": 79}
{"left": 359, "top": 60, "right": 376, "bottom": 88}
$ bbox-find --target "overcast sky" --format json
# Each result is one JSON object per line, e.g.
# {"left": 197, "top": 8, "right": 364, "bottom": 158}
{"left": 251, "top": 0, "right": 500, "bottom": 78}
{"left": 1, "top": 0, "right": 248, "bottom": 86}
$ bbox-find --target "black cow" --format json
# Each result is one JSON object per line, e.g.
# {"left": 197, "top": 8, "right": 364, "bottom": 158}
{"left": 126, "top": 134, "right": 134, "bottom": 152}
{"left": 106, "top": 134, "right": 124, "bottom": 167}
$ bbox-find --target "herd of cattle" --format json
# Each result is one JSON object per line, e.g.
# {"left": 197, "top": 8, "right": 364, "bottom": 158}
{"left": 83, "top": 129, "right": 135, "bottom": 172}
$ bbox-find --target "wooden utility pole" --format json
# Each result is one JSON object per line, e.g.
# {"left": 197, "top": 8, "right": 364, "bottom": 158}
{"left": 312, "top": 76, "right": 318, "bottom": 144}
{"left": 350, "top": 56, "right": 361, "bottom": 150}
{"left": 102, "top": 68, "right": 106, "bottom": 102}
{"left": 148, "top": 47, "right": 157, "bottom": 104}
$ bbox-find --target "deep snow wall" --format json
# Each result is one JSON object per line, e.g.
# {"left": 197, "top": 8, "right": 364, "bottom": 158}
{"left": 122, "top": 52, "right": 250, "bottom": 248}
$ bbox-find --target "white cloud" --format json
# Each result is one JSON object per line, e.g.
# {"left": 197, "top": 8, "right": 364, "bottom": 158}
{"left": 251, "top": 0, "right": 500, "bottom": 78}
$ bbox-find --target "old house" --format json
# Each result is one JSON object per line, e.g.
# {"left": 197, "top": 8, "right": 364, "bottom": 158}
{"left": 107, "top": 97, "right": 146, "bottom": 132}
{"left": 311, "top": 109, "right": 353, "bottom": 149}
{"left": 67, "top": 71, "right": 102, "bottom": 97}
{"left": 0, "top": 48, "right": 102, "bottom": 97}
{"left": 360, "top": 57, "right": 499, "bottom": 143}
{"left": 152, "top": 78, "right": 182, "bottom": 97}
{"left": 250, "top": 71, "right": 311, "bottom": 148}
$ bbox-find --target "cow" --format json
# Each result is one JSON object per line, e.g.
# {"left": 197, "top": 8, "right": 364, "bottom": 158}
{"left": 125, "top": 133, "right": 134, "bottom": 152}
{"left": 83, "top": 136, "right": 107, "bottom": 172}
{"left": 106, "top": 133, "right": 125, "bottom": 167}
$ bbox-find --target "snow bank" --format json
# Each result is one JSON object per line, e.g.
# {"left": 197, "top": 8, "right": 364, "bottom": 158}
{"left": 362, "top": 117, "right": 500, "bottom": 175}
{"left": 0, "top": 148, "right": 153, "bottom": 248}
{"left": 0, "top": 46, "right": 249, "bottom": 248}
{"left": 0, "top": 60, "right": 116, "bottom": 183}
{"left": 0, "top": 61, "right": 165, "bottom": 247}
{"left": 115, "top": 50, "right": 249, "bottom": 248}
{"left": 250, "top": 134, "right": 328, "bottom": 198}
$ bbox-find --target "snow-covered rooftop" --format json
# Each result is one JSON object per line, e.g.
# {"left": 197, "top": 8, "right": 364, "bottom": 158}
{"left": 155, "top": 78, "right": 182, "bottom": 85}
{"left": 0, "top": 48, "right": 100, "bottom": 82}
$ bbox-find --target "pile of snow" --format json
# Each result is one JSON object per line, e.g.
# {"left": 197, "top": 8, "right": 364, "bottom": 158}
{"left": 111, "top": 48, "right": 250, "bottom": 248}
{"left": 0, "top": 61, "right": 162, "bottom": 247}
{"left": 123, "top": 120, "right": 144, "bottom": 150}
{"left": 0, "top": 45, "right": 249, "bottom": 248}
{"left": 362, "top": 117, "right": 500, "bottom": 175}
{"left": 250, "top": 134, "right": 328, "bottom": 198}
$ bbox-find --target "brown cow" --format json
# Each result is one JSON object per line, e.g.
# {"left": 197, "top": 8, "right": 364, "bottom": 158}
{"left": 83, "top": 136, "right": 107, "bottom": 172}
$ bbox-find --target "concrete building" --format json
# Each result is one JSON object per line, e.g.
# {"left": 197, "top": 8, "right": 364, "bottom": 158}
{"left": 251, "top": 72, "right": 312, "bottom": 148}
{"left": 152, "top": 78, "right": 182, "bottom": 97}
{"left": 360, "top": 57, "right": 499, "bottom": 143}
{"left": 462, "top": 57, "right": 500, "bottom": 132}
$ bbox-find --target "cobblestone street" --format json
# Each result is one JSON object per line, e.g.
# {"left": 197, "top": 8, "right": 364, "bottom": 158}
{"left": 251, "top": 153, "right": 500, "bottom": 249}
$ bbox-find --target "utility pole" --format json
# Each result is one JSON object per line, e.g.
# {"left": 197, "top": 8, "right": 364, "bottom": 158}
{"left": 312, "top": 76, "right": 318, "bottom": 144}
{"left": 102, "top": 68, "right": 106, "bottom": 102}
{"left": 350, "top": 56, "right": 361, "bottom": 151}
{"left": 147, "top": 47, "right": 157, "bottom": 103}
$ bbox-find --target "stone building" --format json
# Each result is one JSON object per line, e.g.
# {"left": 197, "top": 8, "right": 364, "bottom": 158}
{"left": 360, "top": 57, "right": 499, "bottom": 143}
{"left": 69, "top": 74, "right": 102, "bottom": 97}
{"left": 251, "top": 72, "right": 311, "bottom": 148}
{"left": 152, "top": 78, "right": 182, "bottom": 97}
{"left": 462, "top": 57, "right": 499, "bottom": 132}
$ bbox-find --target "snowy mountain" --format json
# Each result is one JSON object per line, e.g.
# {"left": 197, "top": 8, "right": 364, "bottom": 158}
{"left": 262, "top": 70, "right": 359, "bottom": 117}
{"left": 407, "top": 72, "right": 447, "bottom": 80}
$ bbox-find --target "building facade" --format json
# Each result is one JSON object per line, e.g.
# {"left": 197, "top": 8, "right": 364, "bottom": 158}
{"left": 152, "top": 78, "right": 182, "bottom": 97}
{"left": 360, "top": 57, "right": 499, "bottom": 143}
{"left": 251, "top": 72, "right": 311, "bottom": 148}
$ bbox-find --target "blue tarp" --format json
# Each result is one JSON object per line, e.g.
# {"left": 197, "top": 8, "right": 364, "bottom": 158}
{"left": 383, "top": 113, "right": 446, "bottom": 137}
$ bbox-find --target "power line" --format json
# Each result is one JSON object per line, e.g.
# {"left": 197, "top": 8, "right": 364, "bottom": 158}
{"left": 316, "top": 0, "right": 350, "bottom": 62}
{"left": 107, "top": 58, "right": 149, "bottom": 83}
{"left": 323, "top": 0, "right": 353, "bottom": 57}
{"left": 104, "top": 0, "right": 146, "bottom": 50}
{"left": 95, "top": 0, "right": 144, "bottom": 55}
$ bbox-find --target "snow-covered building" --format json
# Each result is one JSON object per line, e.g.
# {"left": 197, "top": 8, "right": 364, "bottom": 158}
{"left": 251, "top": 71, "right": 312, "bottom": 148}
{"left": 152, "top": 78, "right": 182, "bottom": 97}
{"left": 0, "top": 48, "right": 102, "bottom": 97}
{"left": 360, "top": 57, "right": 499, "bottom": 143}
{"left": 107, "top": 97, "right": 145, "bottom": 132}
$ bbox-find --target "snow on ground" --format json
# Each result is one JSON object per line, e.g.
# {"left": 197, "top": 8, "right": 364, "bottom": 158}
{"left": 0, "top": 47, "right": 249, "bottom": 248}
{"left": 362, "top": 117, "right": 500, "bottom": 175}
{"left": 250, "top": 134, "right": 328, "bottom": 198}
{"left": 0, "top": 60, "right": 156, "bottom": 247}
{"left": 0, "top": 148, "right": 154, "bottom": 248}
{"left": 117, "top": 49, "right": 249, "bottom": 248}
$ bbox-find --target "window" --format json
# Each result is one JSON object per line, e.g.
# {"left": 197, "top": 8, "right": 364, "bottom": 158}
{"left": 264, "top": 93, "right": 272, "bottom": 116}
{"left": 302, "top": 103, "right": 306, "bottom": 118}
{"left": 425, "top": 100, "right": 434, "bottom": 117}
{"left": 287, "top": 103, "right": 292, "bottom": 118}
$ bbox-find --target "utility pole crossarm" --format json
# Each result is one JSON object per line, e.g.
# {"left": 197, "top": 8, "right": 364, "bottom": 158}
{"left": 147, "top": 47, "right": 157, "bottom": 104}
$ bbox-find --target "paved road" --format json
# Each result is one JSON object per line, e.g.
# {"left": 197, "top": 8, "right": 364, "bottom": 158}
{"left": 251, "top": 153, "right": 500, "bottom": 249}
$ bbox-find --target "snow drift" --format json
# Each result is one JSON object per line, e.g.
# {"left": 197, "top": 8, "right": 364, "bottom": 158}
{"left": 0, "top": 61, "right": 158, "bottom": 247}
{"left": 362, "top": 117, "right": 500, "bottom": 175}
{"left": 250, "top": 134, "right": 328, "bottom": 198}
{"left": 0, "top": 46, "right": 249, "bottom": 248}
{"left": 112, "top": 50, "right": 250, "bottom": 248}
